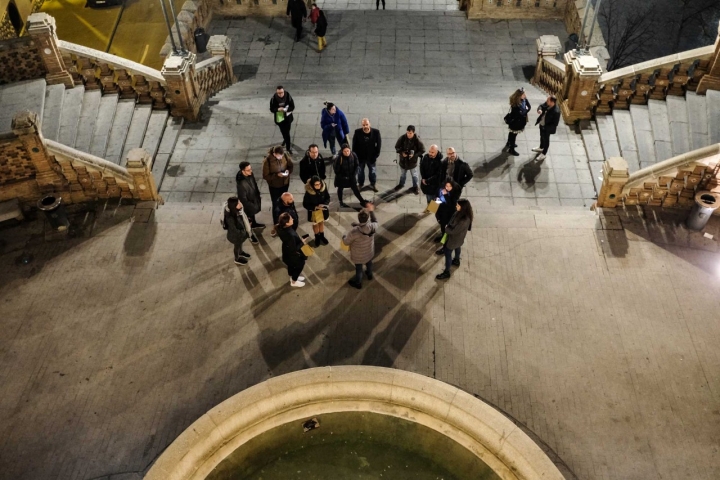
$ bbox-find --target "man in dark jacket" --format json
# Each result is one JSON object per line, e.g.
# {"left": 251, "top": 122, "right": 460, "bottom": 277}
{"left": 269, "top": 86, "right": 295, "bottom": 153}
{"left": 286, "top": 0, "right": 307, "bottom": 42}
{"left": 420, "top": 144, "right": 444, "bottom": 203}
{"left": 440, "top": 147, "right": 473, "bottom": 188}
{"left": 394, "top": 125, "right": 425, "bottom": 195}
{"left": 273, "top": 193, "right": 300, "bottom": 231}
{"left": 333, "top": 144, "right": 367, "bottom": 208}
{"left": 235, "top": 161, "right": 262, "bottom": 244}
{"left": 352, "top": 118, "right": 382, "bottom": 192}
{"left": 533, "top": 95, "right": 561, "bottom": 161}
{"left": 299, "top": 144, "right": 326, "bottom": 184}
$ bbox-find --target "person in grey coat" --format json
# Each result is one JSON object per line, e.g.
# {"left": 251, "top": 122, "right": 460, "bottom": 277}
{"left": 436, "top": 199, "right": 473, "bottom": 280}
{"left": 224, "top": 196, "right": 251, "bottom": 265}
{"left": 342, "top": 203, "right": 378, "bottom": 289}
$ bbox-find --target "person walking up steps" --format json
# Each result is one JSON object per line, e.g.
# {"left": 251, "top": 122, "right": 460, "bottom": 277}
{"left": 504, "top": 88, "right": 531, "bottom": 157}
{"left": 342, "top": 203, "right": 378, "bottom": 290}
{"left": 269, "top": 86, "right": 295, "bottom": 153}
{"left": 286, "top": 0, "right": 307, "bottom": 42}
{"left": 533, "top": 95, "right": 560, "bottom": 161}
{"left": 436, "top": 199, "right": 473, "bottom": 280}
{"left": 303, "top": 175, "right": 331, "bottom": 247}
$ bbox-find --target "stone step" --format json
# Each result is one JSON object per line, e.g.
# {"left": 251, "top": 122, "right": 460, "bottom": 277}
{"left": 58, "top": 85, "right": 85, "bottom": 147}
{"left": 0, "top": 78, "right": 46, "bottom": 134}
{"left": 665, "top": 95, "right": 690, "bottom": 157}
{"left": 121, "top": 105, "right": 153, "bottom": 163}
{"left": 647, "top": 99, "right": 673, "bottom": 163}
{"left": 74, "top": 90, "right": 102, "bottom": 151}
{"left": 629, "top": 104, "right": 656, "bottom": 170}
{"left": 708, "top": 90, "right": 720, "bottom": 145}
{"left": 141, "top": 110, "right": 169, "bottom": 160}
{"left": 152, "top": 116, "right": 184, "bottom": 190}
{"left": 595, "top": 115, "right": 621, "bottom": 158}
{"left": 41, "top": 84, "right": 65, "bottom": 142}
{"left": 686, "top": 91, "right": 710, "bottom": 150}
{"left": 89, "top": 94, "right": 119, "bottom": 158}
{"left": 105, "top": 100, "right": 136, "bottom": 165}
{"left": 612, "top": 110, "right": 639, "bottom": 173}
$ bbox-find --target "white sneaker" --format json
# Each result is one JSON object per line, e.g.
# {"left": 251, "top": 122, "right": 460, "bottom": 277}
{"left": 532, "top": 147, "right": 543, "bottom": 153}
{"left": 291, "top": 280, "right": 305, "bottom": 288}
{"left": 536, "top": 154, "right": 546, "bottom": 161}
{"left": 290, "top": 275, "right": 306, "bottom": 282}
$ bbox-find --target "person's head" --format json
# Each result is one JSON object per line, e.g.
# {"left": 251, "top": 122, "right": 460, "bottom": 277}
{"left": 278, "top": 212, "right": 293, "bottom": 228}
{"left": 406, "top": 125, "right": 415, "bottom": 139}
{"left": 444, "top": 178, "right": 454, "bottom": 191}
{"left": 456, "top": 198, "right": 474, "bottom": 222}
{"left": 547, "top": 95, "right": 557, "bottom": 107}
{"left": 358, "top": 209, "right": 370, "bottom": 224}
{"left": 361, "top": 118, "right": 371, "bottom": 132}
{"left": 341, "top": 144, "right": 351, "bottom": 156}
{"left": 325, "top": 102, "right": 336, "bottom": 115}
{"left": 239, "top": 161, "right": 252, "bottom": 176}
{"left": 428, "top": 145, "right": 439, "bottom": 158}
{"left": 272, "top": 145, "right": 284, "bottom": 159}
{"left": 509, "top": 87, "right": 525, "bottom": 106}
{"left": 312, "top": 3, "right": 318, "bottom": 8}
{"left": 227, "top": 196, "right": 241, "bottom": 212}
{"left": 311, "top": 175, "right": 322, "bottom": 190}
{"left": 446, "top": 147, "right": 457, "bottom": 161}
{"left": 308, "top": 144, "right": 319, "bottom": 159}
{"left": 281, "top": 192, "right": 294, "bottom": 205}
{"left": 276, "top": 86, "right": 285, "bottom": 98}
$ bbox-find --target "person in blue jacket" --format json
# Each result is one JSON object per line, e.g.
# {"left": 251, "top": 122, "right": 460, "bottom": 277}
{"left": 321, "top": 102, "right": 349, "bottom": 155}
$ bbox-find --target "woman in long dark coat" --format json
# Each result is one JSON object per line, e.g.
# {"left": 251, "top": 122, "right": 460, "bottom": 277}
{"left": 276, "top": 212, "right": 308, "bottom": 287}
{"left": 504, "top": 88, "right": 531, "bottom": 157}
{"left": 434, "top": 177, "right": 461, "bottom": 253}
{"left": 436, "top": 199, "right": 473, "bottom": 280}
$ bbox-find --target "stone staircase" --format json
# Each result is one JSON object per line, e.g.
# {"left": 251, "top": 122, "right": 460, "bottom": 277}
{"left": 0, "top": 78, "right": 183, "bottom": 191}
{"left": 581, "top": 90, "right": 720, "bottom": 185}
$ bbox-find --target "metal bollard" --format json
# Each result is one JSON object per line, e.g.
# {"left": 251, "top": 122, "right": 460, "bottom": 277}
{"left": 686, "top": 191, "right": 720, "bottom": 231}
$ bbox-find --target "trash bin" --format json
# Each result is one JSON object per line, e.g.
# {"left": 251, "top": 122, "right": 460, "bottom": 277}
{"left": 194, "top": 28, "right": 210, "bottom": 54}
{"left": 686, "top": 191, "right": 720, "bottom": 231}
{"left": 37, "top": 195, "right": 69, "bottom": 231}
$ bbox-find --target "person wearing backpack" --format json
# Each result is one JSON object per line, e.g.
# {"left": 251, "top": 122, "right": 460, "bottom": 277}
{"left": 342, "top": 203, "right": 378, "bottom": 289}
{"left": 223, "top": 196, "right": 252, "bottom": 265}
{"left": 436, "top": 199, "right": 473, "bottom": 280}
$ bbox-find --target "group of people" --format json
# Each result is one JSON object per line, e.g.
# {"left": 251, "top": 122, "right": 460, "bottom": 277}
{"left": 287, "top": 0, "right": 328, "bottom": 50}
{"left": 503, "top": 88, "right": 561, "bottom": 161}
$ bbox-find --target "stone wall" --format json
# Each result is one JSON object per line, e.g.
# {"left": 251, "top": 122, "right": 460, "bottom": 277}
{"left": 467, "top": 0, "right": 570, "bottom": 21}
{"left": 211, "top": 0, "right": 287, "bottom": 18}
{"left": 0, "top": 35, "right": 45, "bottom": 84}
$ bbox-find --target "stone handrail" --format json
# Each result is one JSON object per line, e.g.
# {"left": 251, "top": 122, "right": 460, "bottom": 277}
{"left": 536, "top": 57, "right": 566, "bottom": 101}
{"left": 45, "top": 139, "right": 134, "bottom": 184}
{"left": 195, "top": 56, "right": 230, "bottom": 105}
{"left": 58, "top": 40, "right": 168, "bottom": 108}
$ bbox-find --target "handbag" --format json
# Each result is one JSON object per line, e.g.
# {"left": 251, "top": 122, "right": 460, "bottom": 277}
{"left": 425, "top": 200, "right": 440, "bottom": 214}
{"left": 301, "top": 244, "right": 315, "bottom": 256}
{"left": 312, "top": 209, "right": 325, "bottom": 224}
{"left": 503, "top": 108, "right": 512, "bottom": 125}
{"left": 440, "top": 233, "right": 448, "bottom": 245}
{"left": 340, "top": 239, "right": 350, "bottom": 251}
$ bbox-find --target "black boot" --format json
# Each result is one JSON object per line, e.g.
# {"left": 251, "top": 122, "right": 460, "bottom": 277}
{"left": 315, "top": 234, "right": 323, "bottom": 247}
{"left": 320, "top": 232, "right": 329, "bottom": 245}
{"left": 508, "top": 148, "right": 520, "bottom": 156}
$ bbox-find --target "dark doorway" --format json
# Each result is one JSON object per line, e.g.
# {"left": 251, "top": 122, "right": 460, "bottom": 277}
{"left": 7, "top": 2, "right": 23, "bottom": 36}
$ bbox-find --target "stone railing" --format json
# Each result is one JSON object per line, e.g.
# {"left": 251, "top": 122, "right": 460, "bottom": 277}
{"left": 0, "top": 35, "right": 46, "bottom": 84}
{"left": 58, "top": 40, "right": 168, "bottom": 109}
{"left": 596, "top": 145, "right": 720, "bottom": 210}
{"left": 194, "top": 36, "right": 235, "bottom": 105}
{"left": 536, "top": 56, "right": 566, "bottom": 102}
{"left": 466, "top": 0, "right": 570, "bottom": 21}
{"left": 214, "top": 0, "right": 288, "bottom": 17}
{"left": 160, "top": 0, "right": 213, "bottom": 59}
{"left": 0, "top": 111, "right": 159, "bottom": 206}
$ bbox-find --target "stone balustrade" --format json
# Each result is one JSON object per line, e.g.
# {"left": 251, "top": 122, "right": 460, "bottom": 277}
{"left": 0, "top": 35, "right": 46, "bottom": 84}
{"left": 466, "top": 0, "right": 570, "bottom": 21}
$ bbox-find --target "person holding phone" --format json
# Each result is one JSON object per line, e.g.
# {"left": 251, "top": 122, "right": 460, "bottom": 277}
{"left": 321, "top": 102, "right": 350, "bottom": 155}
{"left": 303, "top": 175, "right": 331, "bottom": 246}
{"left": 434, "top": 177, "right": 461, "bottom": 253}
{"left": 277, "top": 212, "right": 309, "bottom": 287}
{"left": 263, "top": 145, "right": 294, "bottom": 236}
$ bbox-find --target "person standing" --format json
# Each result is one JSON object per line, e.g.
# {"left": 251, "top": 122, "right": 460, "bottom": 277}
{"left": 277, "top": 212, "right": 309, "bottom": 288}
{"left": 333, "top": 144, "right": 367, "bottom": 208}
{"left": 420, "top": 144, "right": 444, "bottom": 204}
{"left": 262, "top": 145, "right": 294, "bottom": 237}
{"left": 299, "top": 144, "right": 326, "bottom": 184}
{"left": 286, "top": 0, "right": 307, "bottom": 42}
{"left": 235, "top": 161, "right": 262, "bottom": 244}
{"left": 533, "top": 95, "right": 561, "bottom": 161}
{"left": 504, "top": 88, "right": 531, "bottom": 157}
{"left": 342, "top": 203, "right": 378, "bottom": 289}
{"left": 434, "top": 177, "right": 461, "bottom": 251}
{"left": 269, "top": 86, "right": 295, "bottom": 153}
{"left": 321, "top": 102, "right": 349, "bottom": 155}
{"left": 224, "top": 196, "right": 252, "bottom": 265}
{"left": 314, "top": 7, "right": 328, "bottom": 52}
{"left": 274, "top": 192, "right": 300, "bottom": 233}
{"left": 376, "top": 0, "right": 385, "bottom": 9}
{"left": 440, "top": 147, "right": 473, "bottom": 188}
{"left": 394, "top": 125, "right": 425, "bottom": 195}
{"left": 436, "top": 199, "right": 473, "bottom": 280}
{"left": 303, "top": 175, "right": 331, "bottom": 247}
{"left": 352, "top": 118, "right": 382, "bottom": 192}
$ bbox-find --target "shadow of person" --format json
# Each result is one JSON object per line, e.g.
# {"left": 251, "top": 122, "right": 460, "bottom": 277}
{"left": 516, "top": 157, "right": 543, "bottom": 186}
{"left": 474, "top": 151, "right": 513, "bottom": 180}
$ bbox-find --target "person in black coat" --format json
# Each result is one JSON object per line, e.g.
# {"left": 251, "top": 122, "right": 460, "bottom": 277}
{"left": 224, "top": 196, "right": 251, "bottom": 265}
{"left": 299, "top": 144, "right": 326, "bottom": 184}
{"left": 273, "top": 193, "right": 299, "bottom": 232}
{"left": 434, "top": 177, "right": 462, "bottom": 249}
{"left": 277, "top": 212, "right": 308, "bottom": 288}
{"left": 352, "top": 118, "right": 382, "bottom": 192}
{"left": 303, "top": 176, "right": 331, "bottom": 246}
{"left": 440, "top": 147, "right": 473, "bottom": 188}
{"left": 394, "top": 125, "right": 425, "bottom": 194}
{"left": 286, "top": 0, "right": 307, "bottom": 42}
{"left": 333, "top": 144, "right": 367, "bottom": 208}
{"left": 504, "top": 88, "right": 531, "bottom": 157}
{"left": 420, "top": 144, "right": 444, "bottom": 204}
{"left": 533, "top": 95, "right": 561, "bottom": 161}
{"left": 269, "top": 86, "right": 295, "bottom": 153}
{"left": 235, "top": 161, "right": 261, "bottom": 243}
{"left": 315, "top": 8, "right": 328, "bottom": 51}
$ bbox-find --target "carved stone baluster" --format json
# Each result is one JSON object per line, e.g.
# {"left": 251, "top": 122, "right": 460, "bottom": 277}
{"left": 149, "top": 81, "right": 167, "bottom": 109}
{"left": 98, "top": 62, "right": 118, "bottom": 94}
{"left": 115, "top": 69, "right": 135, "bottom": 100}
{"left": 134, "top": 74, "right": 152, "bottom": 104}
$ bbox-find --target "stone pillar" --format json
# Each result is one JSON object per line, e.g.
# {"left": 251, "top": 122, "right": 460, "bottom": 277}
{"left": 26, "top": 13, "right": 73, "bottom": 88}
{"left": 561, "top": 50, "right": 602, "bottom": 123}
{"left": 597, "top": 157, "right": 629, "bottom": 208}
{"left": 161, "top": 52, "right": 200, "bottom": 122}
{"left": 207, "top": 35, "right": 236, "bottom": 84}
{"left": 532, "top": 35, "right": 563, "bottom": 86}
{"left": 11, "top": 111, "right": 65, "bottom": 192}
{"left": 697, "top": 21, "right": 720, "bottom": 94}
{"left": 125, "top": 148, "right": 159, "bottom": 201}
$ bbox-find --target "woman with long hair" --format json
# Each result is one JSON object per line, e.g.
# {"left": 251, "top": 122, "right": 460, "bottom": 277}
{"left": 303, "top": 175, "right": 331, "bottom": 246}
{"left": 434, "top": 177, "right": 462, "bottom": 250}
{"left": 436, "top": 198, "right": 473, "bottom": 280}
{"left": 276, "top": 212, "right": 309, "bottom": 287}
{"left": 504, "top": 88, "right": 531, "bottom": 157}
